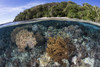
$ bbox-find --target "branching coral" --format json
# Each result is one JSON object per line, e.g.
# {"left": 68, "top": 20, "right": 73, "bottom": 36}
{"left": 15, "top": 29, "right": 37, "bottom": 51}
{"left": 46, "top": 36, "right": 75, "bottom": 64}
{"left": 11, "top": 25, "right": 32, "bottom": 43}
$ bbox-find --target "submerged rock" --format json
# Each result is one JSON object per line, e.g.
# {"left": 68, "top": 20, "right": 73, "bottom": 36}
{"left": 83, "top": 57, "right": 94, "bottom": 67}
{"left": 38, "top": 53, "right": 51, "bottom": 67}
{"left": 32, "top": 24, "right": 47, "bottom": 35}
{"left": 62, "top": 59, "right": 69, "bottom": 67}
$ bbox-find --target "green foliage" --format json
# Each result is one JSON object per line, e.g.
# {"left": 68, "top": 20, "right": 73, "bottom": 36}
{"left": 14, "top": 1, "right": 100, "bottom": 22}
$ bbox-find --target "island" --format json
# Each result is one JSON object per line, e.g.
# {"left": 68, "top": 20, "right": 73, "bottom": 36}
{"left": 14, "top": 1, "right": 100, "bottom": 23}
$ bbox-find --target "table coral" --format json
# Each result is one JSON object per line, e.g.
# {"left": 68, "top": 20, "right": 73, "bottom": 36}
{"left": 15, "top": 29, "right": 37, "bottom": 51}
{"left": 46, "top": 36, "right": 75, "bottom": 64}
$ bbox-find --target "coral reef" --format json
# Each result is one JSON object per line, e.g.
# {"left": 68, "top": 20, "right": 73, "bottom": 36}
{"left": 45, "top": 25, "right": 82, "bottom": 40}
{"left": 1, "top": 21, "right": 100, "bottom": 67}
{"left": 63, "top": 25, "right": 82, "bottom": 38}
{"left": 15, "top": 29, "right": 37, "bottom": 51}
{"left": 46, "top": 36, "right": 75, "bottom": 64}
{"left": 45, "top": 26, "right": 68, "bottom": 38}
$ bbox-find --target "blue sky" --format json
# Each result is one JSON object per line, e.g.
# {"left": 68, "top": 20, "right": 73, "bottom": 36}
{"left": 0, "top": 0, "right": 100, "bottom": 24}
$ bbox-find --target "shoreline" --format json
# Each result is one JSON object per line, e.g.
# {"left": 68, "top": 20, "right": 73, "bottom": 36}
{"left": 0, "top": 17, "right": 100, "bottom": 28}
{"left": 31, "top": 17, "right": 100, "bottom": 26}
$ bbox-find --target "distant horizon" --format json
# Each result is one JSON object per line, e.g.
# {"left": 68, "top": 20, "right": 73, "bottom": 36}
{"left": 0, "top": 0, "right": 100, "bottom": 24}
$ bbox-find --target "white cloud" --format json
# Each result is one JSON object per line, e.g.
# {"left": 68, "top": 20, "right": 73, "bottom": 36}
{"left": 0, "top": 1, "right": 45, "bottom": 24}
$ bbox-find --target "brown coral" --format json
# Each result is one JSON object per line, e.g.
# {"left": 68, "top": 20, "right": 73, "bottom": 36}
{"left": 46, "top": 36, "right": 75, "bottom": 64}
{"left": 15, "top": 29, "right": 37, "bottom": 51}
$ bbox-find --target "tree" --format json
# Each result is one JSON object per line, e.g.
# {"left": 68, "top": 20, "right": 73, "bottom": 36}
{"left": 63, "top": 4, "right": 79, "bottom": 17}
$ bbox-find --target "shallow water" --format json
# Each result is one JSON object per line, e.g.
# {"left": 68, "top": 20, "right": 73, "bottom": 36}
{"left": 0, "top": 20, "right": 100, "bottom": 67}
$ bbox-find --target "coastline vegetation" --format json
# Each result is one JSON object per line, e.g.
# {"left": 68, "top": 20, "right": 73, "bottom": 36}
{"left": 14, "top": 1, "right": 100, "bottom": 23}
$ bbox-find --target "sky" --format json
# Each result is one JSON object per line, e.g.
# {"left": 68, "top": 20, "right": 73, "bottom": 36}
{"left": 0, "top": 0, "right": 100, "bottom": 24}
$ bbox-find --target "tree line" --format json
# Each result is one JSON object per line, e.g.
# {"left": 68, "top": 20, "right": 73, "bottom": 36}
{"left": 14, "top": 1, "right": 100, "bottom": 22}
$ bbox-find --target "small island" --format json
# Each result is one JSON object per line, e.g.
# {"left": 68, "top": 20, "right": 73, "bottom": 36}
{"left": 14, "top": 1, "right": 100, "bottom": 23}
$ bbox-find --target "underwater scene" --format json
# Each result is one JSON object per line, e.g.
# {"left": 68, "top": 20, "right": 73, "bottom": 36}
{"left": 0, "top": 20, "right": 100, "bottom": 67}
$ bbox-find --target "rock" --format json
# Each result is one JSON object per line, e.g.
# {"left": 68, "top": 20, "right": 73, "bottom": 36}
{"left": 0, "top": 57, "right": 6, "bottom": 67}
{"left": 32, "top": 24, "right": 47, "bottom": 34}
{"left": 72, "top": 56, "right": 77, "bottom": 65}
{"left": 46, "top": 61, "right": 61, "bottom": 67}
{"left": 95, "top": 53, "right": 100, "bottom": 60}
{"left": 5, "top": 62, "right": 13, "bottom": 67}
{"left": 71, "top": 60, "right": 90, "bottom": 67}
{"left": 94, "top": 59, "right": 100, "bottom": 67}
{"left": 11, "top": 49, "right": 30, "bottom": 63}
{"left": 32, "top": 24, "right": 39, "bottom": 32}
{"left": 35, "top": 33, "right": 45, "bottom": 45}
{"left": 81, "top": 42, "right": 86, "bottom": 46}
{"left": 76, "top": 45, "right": 88, "bottom": 59}
{"left": 62, "top": 59, "right": 69, "bottom": 67}
{"left": 12, "top": 59, "right": 20, "bottom": 67}
{"left": 73, "top": 39, "right": 78, "bottom": 43}
{"left": 38, "top": 53, "right": 51, "bottom": 67}
{"left": 30, "top": 45, "right": 45, "bottom": 58}
{"left": 48, "top": 26, "right": 54, "bottom": 31}
{"left": 83, "top": 57, "right": 94, "bottom": 67}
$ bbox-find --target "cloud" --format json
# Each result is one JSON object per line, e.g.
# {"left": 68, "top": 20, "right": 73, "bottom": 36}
{"left": 0, "top": 1, "right": 45, "bottom": 24}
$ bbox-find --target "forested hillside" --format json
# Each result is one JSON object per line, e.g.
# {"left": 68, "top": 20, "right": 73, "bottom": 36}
{"left": 14, "top": 1, "right": 100, "bottom": 22}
